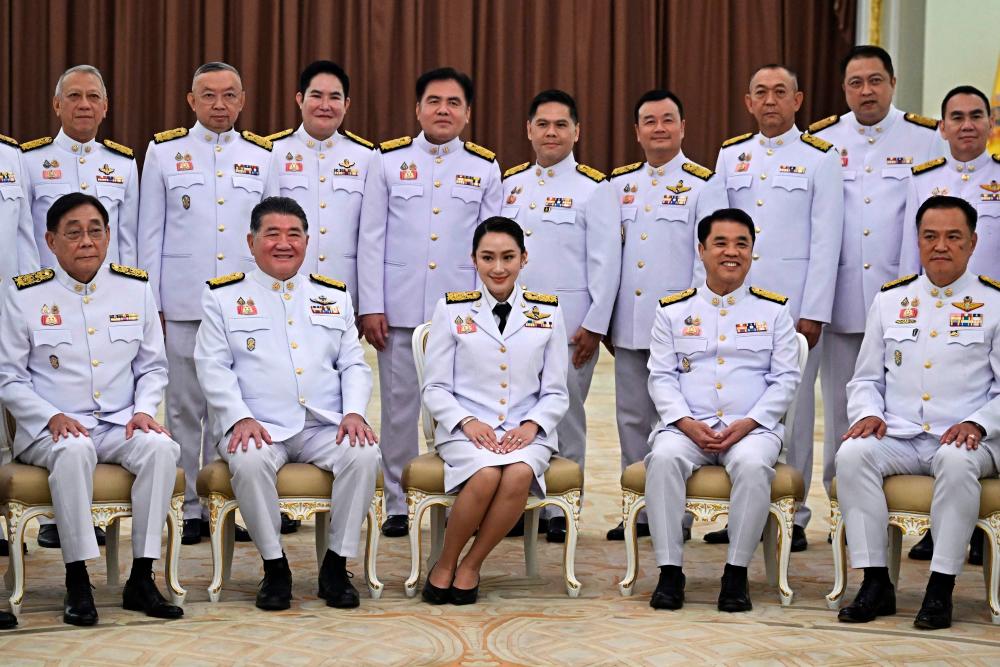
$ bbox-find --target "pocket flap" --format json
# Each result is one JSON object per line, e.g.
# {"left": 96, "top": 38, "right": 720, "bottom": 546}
{"left": 232, "top": 176, "right": 264, "bottom": 193}
{"left": 390, "top": 184, "right": 423, "bottom": 200}
{"left": 96, "top": 184, "right": 125, "bottom": 202}
{"left": 279, "top": 174, "right": 309, "bottom": 191}
{"left": 735, "top": 334, "right": 774, "bottom": 351}
{"left": 332, "top": 178, "right": 364, "bottom": 194}
{"left": 883, "top": 327, "right": 917, "bottom": 342}
{"left": 228, "top": 316, "right": 271, "bottom": 333}
{"left": 620, "top": 207, "right": 637, "bottom": 223}
{"left": 655, "top": 207, "right": 689, "bottom": 222}
{"left": 310, "top": 314, "right": 348, "bottom": 329}
{"left": 34, "top": 183, "right": 72, "bottom": 199}
{"left": 881, "top": 167, "right": 909, "bottom": 180}
{"left": 726, "top": 174, "right": 753, "bottom": 191}
{"left": 451, "top": 185, "right": 483, "bottom": 204}
{"left": 674, "top": 337, "right": 708, "bottom": 354}
{"left": 32, "top": 328, "right": 72, "bottom": 347}
{"left": 842, "top": 170, "right": 857, "bottom": 182}
{"left": 500, "top": 205, "right": 520, "bottom": 218}
{"left": 947, "top": 329, "right": 984, "bottom": 346}
{"left": 167, "top": 172, "right": 205, "bottom": 190}
{"left": 0, "top": 185, "right": 24, "bottom": 201}
{"left": 109, "top": 324, "right": 143, "bottom": 342}
{"left": 543, "top": 208, "right": 576, "bottom": 224}
{"left": 773, "top": 174, "right": 808, "bottom": 192}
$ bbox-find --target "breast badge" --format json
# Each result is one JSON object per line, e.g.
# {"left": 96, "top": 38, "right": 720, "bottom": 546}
{"left": 735, "top": 321, "right": 768, "bottom": 334}
{"left": 840, "top": 148, "right": 848, "bottom": 168}
{"left": 778, "top": 165, "right": 806, "bottom": 174}
{"left": 885, "top": 156, "right": 912, "bottom": 165}
{"left": 680, "top": 357, "right": 692, "bottom": 373}
{"left": 621, "top": 183, "right": 636, "bottom": 205}
{"left": 181, "top": 194, "right": 191, "bottom": 210}
{"left": 506, "top": 185, "right": 522, "bottom": 204}
{"left": 681, "top": 314, "right": 701, "bottom": 336}
{"left": 42, "top": 159, "right": 61, "bottom": 179}
{"left": 246, "top": 337, "right": 256, "bottom": 351}
{"left": 236, "top": 297, "right": 258, "bottom": 315}
{"left": 953, "top": 296, "right": 983, "bottom": 312}
{"left": 285, "top": 152, "right": 303, "bottom": 172}
{"left": 543, "top": 196, "right": 573, "bottom": 212}
{"left": 399, "top": 162, "right": 418, "bottom": 180}
{"left": 455, "top": 174, "right": 481, "bottom": 187}
{"left": 524, "top": 305, "right": 553, "bottom": 328}
{"left": 980, "top": 181, "right": 1000, "bottom": 202}
{"left": 234, "top": 163, "right": 260, "bottom": 176}
{"left": 736, "top": 152, "right": 752, "bottom": 172}
{"left": 455, "top": 315, "right": 477, "bottom": 334}
{"left": 49, "top": 355, "right": 59, "bottom": 369}
{"left": 175, "top": 152, "right": 193, "bottom": 171}
{"left": 109, "top": 313, "right": 139, "bottom": 323}
{"left": 894, "top": 350, "right": 902, "bottom": 366}
{"left": 310, "top": 295, "right": 340, "bottom": 315}
{"left": 896, "top": 296, "right": 918, "bottom": 324}
{"left": 40, "top": 304, "right": 61, "bottom": 326}
{"left": 949, "top": 313, "right": 983, "bottom": 328}
{"left": 333, "top": 158, "right": 358, "bottom": 177}
{"left": 665, "top": 180, "right": 691, "bottom": 194}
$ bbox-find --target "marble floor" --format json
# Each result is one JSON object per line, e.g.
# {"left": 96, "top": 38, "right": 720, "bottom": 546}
{"left": 2, "top": 350, "right": 999, "bottom": 665}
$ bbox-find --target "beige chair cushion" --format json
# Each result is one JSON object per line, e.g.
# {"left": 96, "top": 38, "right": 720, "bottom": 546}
{"left": 196, "top": 460, "right": 383, "bottom": 500}
{"left": 830, "top": 475, "right": 1000, "bottom": 518}
{"left": 621, "top": 462, "right": 805, "bottom": 502}
{"left": 402, "top": 453, "right": 582, "bottom": 495}
{"left": 0, "top": 462, "right": 184, "bottom": 506}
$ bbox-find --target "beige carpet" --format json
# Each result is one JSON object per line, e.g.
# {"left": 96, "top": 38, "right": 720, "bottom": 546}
{"left": 2, "top": 351, "right": 999, "bottom": 666}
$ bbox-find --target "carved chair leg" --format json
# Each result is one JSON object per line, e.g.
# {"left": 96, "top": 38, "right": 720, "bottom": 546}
{"left": 105, "top": 518, "right": 121, "bottom": 586}
{"left": 222, "top": 511, "right": 236, "bottom": 583}
{"left": 887, "top": 524, "right": 903, "bottom": 588}
{"left": 164, "top": 494, "right": 186, "bottom": 605}
{"left": 826, "top": 502, "right": 847, "bottom": 609}
{"left": 523, "top": 507, "right": 539, "bottom": 578}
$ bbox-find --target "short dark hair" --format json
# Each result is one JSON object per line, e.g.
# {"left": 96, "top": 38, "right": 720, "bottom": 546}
{"left": 633, "top": 89, "right": 685, "bottom": 124}
{"left": 416, "top": 67, "right": 473, "bottom": 105}
{"left": 46, "top": 193, "right": 108, "bottom": 232}
{"left": 250, "top": 196, "right": 308, "bottom": 235}
{"left": 750, "top": 64, "right": 799, "bottom": 91}
{"left": 528, "top": 89, "right": 578, "bottom": 123}
{"left": 472, "top": 217, "right": 526, "bottom": 254}
{"left": 298, "top": 60, "right": 350, "bottom": 98}
{"left": 916, "top": 195, "right": 978, "bottom": 233}
{"left": 940, "top": 85, "right": 991, "bottom": 119}
{"left": 697, "top": 208, "right": 756, "bottom": 246}
{"left": 840, "top": 45, "right": 894, "bottom": 78}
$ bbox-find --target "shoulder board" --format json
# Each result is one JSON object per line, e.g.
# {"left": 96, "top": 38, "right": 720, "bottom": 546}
{"left": 503, "top": 162, "right": 530, "bottom": 180}
{"left": 20, "top": 136, "right": 52, "bottom": 152}
{"left": 611, "top": 161, "right": 643, "bottom": 178}
{"left": 904, "top": 113, "right": 938, "bottom": 130}
{"left": 109, "top": 263, "right": 148, "bottom": 281}
{"left": 0, "top": 133, "right": 18, "bottom": 148}
{"left": 154, "top": 127, "right": 188, "bottom": 144}
{"left": 721, "top": 132, "right": 753, "bottom": 148}
{"left": 12, "top": 268, "right": 54, "bottom": 290}
{"left": 993, "top": 153, "right": 1000, "bottom": 164}
{"left": 464, "top": 141, "right": 495, "bottom": 162}
{"left": 206, "top": 272, "right": 245, "bottom": 289}
{"left": 240, "top": 131, "right": 273, "bottom": 151}
{"left": 446, "top": 290, "right": 481, "bottom": 304}
{"left": 524, "top": 290, "right": 558, "bottom": 305}
{"left": 102, "top": 139, "right": 134, "bottom": 159}
{"left": 912, "top": 157, "right": 946, "bottom": 176}
{"left": 576, "top": 163, "right": 605, "bottom": 182}
{"left": 658, "top": 288, "right": 696, "bottom": 307}
{"left": 309, "top": 274, "right": 346, "bottom": 291}
{"left": 344, "top": 130, "right": 374, "bottom": 149}
{"left": 682, "top": 161, "right": 714, "bottom": 181}
{"left": 266, "top": 128, "right": 295, "bottom": 142}
{"left": 979, "top": 275, "right": 1000, "bottom": 292}
{"left": 800, "top": 133, "right": 833, "bottom": 152}
{"left": 807, "top": 114, "right": 840, "bottom": 134}
{"left": 379, "top": 136, "right": 412, "bottom": 153}
{"left": 749, "top": 286, "right": 789, "bottom": 304}
{"left": 880, "top": 274, "right": 918, "bottom": 292}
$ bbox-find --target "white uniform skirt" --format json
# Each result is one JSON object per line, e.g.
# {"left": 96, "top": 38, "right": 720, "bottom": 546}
{"left": 436, "top": 436, "right": 553, "bottom": 499}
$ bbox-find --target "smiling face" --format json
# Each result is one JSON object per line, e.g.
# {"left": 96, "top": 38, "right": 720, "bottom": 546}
{"left": 188, "top": 69, "right": 245, "bottom": 134}
{"left": 45, "top": 203, "right": 109, "bottom": 283}
{"left": 940, "top": 93, "right": 990, "bottom": 163}
{"left": 745, "top": 67, "right": 803, "bottom": 137}
{"left": 415, "top": 79, "right": 470, "bottom": 144}
{"left": 918, "top": 206, "right": 976, "bottom": 287}
{"left": 843, "top": 56, "right": 896, "bottom": 126}
{"left": 527, "top": 102, "right": 579, "bottom": 168}
{"left": 247, "top": 212, "right": 308, "bottom": 281}
{"left": 53, "top": 72, "right": 108, "bottom": 143}
{"left": 297, "top": 72, "right": 350, "bottom": 140}
{"left": 635, "top": 97, "right": 685, "bottom": 165}
{"left": 473, "top": 231, "right": 526, "bottom": 301}
{"left": 698, "top": 220, "right": 753, "bottom": 290}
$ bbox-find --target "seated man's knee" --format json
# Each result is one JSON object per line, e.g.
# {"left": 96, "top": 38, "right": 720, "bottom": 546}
{"left": 52, "top": 435, "right": 98, "bottom": 468}
{"left": 226, "top": 443, "right": 275, "bottom": 475}
{"left": 350, "top": 443, "right": 381, "bottom": 469}
{"left": 136, "top": 431, "right": 181, "bottom": 463}
{"left": 932, "top": 443, "right": 979, "bottom": 477}
{"left": 835, "top": 436, "right": 874, "bottom": 472}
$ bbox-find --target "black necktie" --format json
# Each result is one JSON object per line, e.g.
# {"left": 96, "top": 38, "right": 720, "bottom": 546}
{"left": 493, "top": 302, "right": 512, "bottom": 333}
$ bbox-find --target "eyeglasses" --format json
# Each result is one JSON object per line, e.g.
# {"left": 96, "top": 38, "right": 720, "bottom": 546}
{"left": 61, "top": 227, "right": 107, "bottom": 242}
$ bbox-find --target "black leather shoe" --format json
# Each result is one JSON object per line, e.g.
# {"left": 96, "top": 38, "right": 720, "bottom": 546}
{"left": 256, "top": 556, "right": 292, "bottom": 611}
{"left": 914, "top": 588, "right": 952, "bottom": 630}
{"left": 537, "top": 516, "right": 549, "bottom": 534}
{"left": 234, "top": 523, "right": 252, "bottom": 542}
{"left": 318, "top": 552, "right": 360, "bottom": 608}
{"left": 421, "top": 566, "right": 451, "bottom": 605}
{"left": 37, "top": 524, "right": 61, "bottom": 548}
{"left": 703, "top": 527, "right": 730, "bottom": 544}
{"left": 281, "top": 514, "right": 301, "bottom": 535}
{"left": 122, "top": 573, "right": 184, "bottom": 619}
{"left": 506, "top": 515, "right": 526, "bottom": 537}
{"left": 94, "top": 527, "right": 105, "bottom": 546}
{"left": 546, "top": 516, "right": 567, "bottom": 543}
{"left": 606, "top": 521, "right": 651, "bottom": 541}
{"left": 968, "top": 528, "right": 984, "bottom": 566}
{"left": 182, "top": 519, "right": 202, "bottom": 545}
{"left": 381, "top": 515, "right": 409, "bottom": 537}
{"left": 838, "top": 577, "right": 896, "bottom": 623}
{"left": 908, "top": 532, "right": 934, "bottom": 560}
{"left": 64, "top": 583, "right": 98, "bottom": 626}
{"left": 649, "top": 567, "right": 685, "bottom": 610}
{"left": 0, "top": 611, "right": 16, "bottom": 629}
{"left": 450, "top": 578, "right": 480, "bottom": 605}
{"left": 717, "top": 566, "right": 752, "bottom": 612}
{"left": 790, "top": 525, "right": 808, "bottom": 552}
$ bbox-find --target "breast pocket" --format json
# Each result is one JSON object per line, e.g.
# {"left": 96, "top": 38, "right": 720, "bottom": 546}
{"left": 674, "top": 337, "right": 708, "bottom": 355}
{"left": 726, "top": 174, "right": 753, "bottom": 192}
{"left": 34, "top": 183, "right": 72, "bottom": 200}
{"left": 543, "top": 208, "right": 577, "bottom": 225}
{"left": 501, "top": 205, "right": 520, "bottom": 218}
{"left": 842, "top": 170, "right": 856, "bottom": 182}
{"left": 279, "top": 174, "right": 308, "bottom": 192}
{"left": 620, "top": 207, "right": 637, "bottom": 223}
{"left": 228, "top": 316, "right": 271, "bottom": 333}
{"left": 109, "top": 323, "right": 143, "bottom": 343}
{"left": 390, "top": 184, "right": 423, "bottom": 200}
{"left": 655, "top": 208, "right": 690, "bottom": 224}
{"left": 232, "top": 176, "right": 264, "bottom": 195}
{"left": 883, "top": 327, "right": 917, "bottom": 343}
{"left": 96, "top": 184, "right": 125, "bottom": 204}
{"left": 977, "top": 200, "right": 1000, "bottom": 220}
{"left": 167, "top": 172, "right": 205, "bottom": 190}
{"left": 0, "top": 185, "right": 24, "bottom": 202}
{"left": 332, "top": 179, "right": 364, "bottom": 195}
{"left": 881, "top": 167, "right": 910, "bottom": 181}
{"left": 32, "top": 328, "right": 72, "bottom": 347}
{"left": 451, "top": 185, "right": 483, "bottom": 205}
{"left": 947, "top": 329, "right": 984, "bottom": 346}
{"left": 735, "top": 334, "right": 773, "bottom": 352}
{"left": 773, "top": 175, "right": 809, "bottom": 193}
{"left": 310, "top": 314, "right": 348, "bottom": 330}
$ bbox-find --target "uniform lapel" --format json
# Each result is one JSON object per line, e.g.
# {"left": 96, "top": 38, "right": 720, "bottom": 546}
{"left": 470, "top": 300, "right": 503, "bottom": 344}
{"left": 503, "top": 301, "right": 528, "bottom": 338}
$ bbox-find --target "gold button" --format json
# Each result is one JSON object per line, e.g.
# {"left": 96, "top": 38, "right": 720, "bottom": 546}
{"left": 320, "top": 227, "right": 327, "bottom": 234}
{"left": 320, "top": 202, "right": 327, "bottom": 208}
{"left": 78, "top": 157, "right": 85, "bottom": 164}
{"left": 521, "top": 284, "right": 527, "bottom": 290}
{"left": 434, "top": 180, "right": 441, "bottom": 188}
{"left": 499, "top": 346, "right": 507, "bottom": 353}
{"left": 82, "top": 296, "right": 90, "bottom": 304}
{"left": 500, "top": 398, "right": 507, "bottom": 405}
{"left": 91, "top": 360, "right": 99, "bottom": 367}
{"left": 428, "top": 262, "right": 437, "bottom": 269}
{"left": 720, "top": 309, "right": 728, "bottom": 316}
{"left": 218, "top": 225, "right": 225, "bottom": 232}
{"left": 288, "top": 319, "right": 294, "bottom": 325}
{"left": 924, "top": 360, "right": 932, "bottom": 369}
{"left": 500, "top": 363, "right": 508, "bottom": 370}
{"left": 863, "top": 229, "right": 870, "bottom": 236}
{"left": 962, "top": 174, "right": 969, "bottom": 182}
{"left": 529, "top": 203, "right": 536, "bottom": 209}
{"left": 74, "top": 284, "right": 83, "bottom": 293}
{"left": 868, "top": 137, "right": 875, "bottom": 144}
{"left": 923, "top": 423, "right": 931, "bottom": 432}
{"left": 283, "top": 293, "right": 291, "bottom": 301}
{"left": 525, "top": 230, "right": 532, "bottom": 236}
{"left": 432, "top": 207, "right": 441, "bottom": 214}
{"left": 216, "top": 170, "right": 223, "bottom": 177}
{"left": 651, "top": 179, "right": 658, "bottom": 186}
{"left": 318, "top": 153, "right": 325, "bottom": 160}
{"left": 93, "top": 391, "right": 101, "bottom": 399}
{"left": 766, "top": 149, "right": 774, "bottom": 156}
{"left": 635, "top": 289, "right": 642, "bottom": 296}
{"left": 719, "top": 335, "right": 726, "bottom": 341}
{"left": 644, "top": 205, "right": 652, "bottom": 212}
{"left": 864, "top": 197, "right": 871, "bottom": 204}
{"left": 930, "top": 330, "right": 938, "bottom": 338}
{"left": 716, "top": 383, "right": 723, "bottom": 390}
{"left": 498, "top": 414, "right": 505, "bottom": 421}
{"left": 215, "top": 145, "right": 222, "bottom": 152}
{"left": 756, "top": 199, "right": 763, "bottom": 207}
{"left": 930, "top": 288, "right": 940, "bottom": 297}
{"left": 637, "top": 260, "right": 645, "bottom": 268}
{"left": 81, "top": 183, "right": 88, "bottom": 190}
{"left": 935, "top": 300, "right": 943, "bottom": 308}
{"left": 318, "top": 254, "right": 326, "bottom": 261}
{"left": 922, "top": 393, "right": 930, "bottom": 401}
{"left": 430, "top": 233, "right": 438, "bottom": 241}
{"left": 752, "top": 253, "right": 760, "bottom": 260}
{"left": 716, "top": 409, "right": 723, "bottom": 417}
{"left": 863, "top": 263, "right": 871, "bottom": 269}
{"left": 500, "top": 382, "right": 508, "bottom": 388}
{"left": 217, "top": 198, "right": 224, "bottom": 205}
{"left": 865, "top": 165, "right": 872, "bottom": 173}
{"left": 299, "top": 397, "right": 306, "bottom": 404}
{"left": 760, "top": 173, "right": 767, "bottom": 180}
{"left": 435, "top": 157, "right": 443, "bottom": 164}
{"left": 538, "top": 179, "right": 545, "bottom": 186}
{"left": 291, "top": 342, "right": 298, "bottom": 349}
{"left": 711, "top": 297, "right": 720, "bottom": 306}
{"left": 717, "top": 357, "right": 724, "bottom": 365}
{"left": 87, "top": 327, "right": 96, "bottom": 335}
{"left": 295, "top": 368, "right": 303, "bottom": 375}
{"left": 640, "top": 232, "right": 648, "bottom": 240}
{"left": 217, "top": 253, "right": 224, "bottom": 260}
{"left": 755, "top": 226, "right": 761, "bottom": 234}
{"left": 319, "top": 176, "right": 326, "bottom": 183}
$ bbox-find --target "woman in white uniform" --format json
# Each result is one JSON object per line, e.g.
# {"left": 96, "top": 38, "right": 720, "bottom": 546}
{"left": 420, "top": 216, "right": 569, "bottom": 604}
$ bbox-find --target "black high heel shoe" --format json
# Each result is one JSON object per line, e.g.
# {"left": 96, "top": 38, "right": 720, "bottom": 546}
{"left": 450, "top": 575, "right": 480, "bottom": 605}
{"left": 421, "top": 565, "right": 452, "bottom": 605}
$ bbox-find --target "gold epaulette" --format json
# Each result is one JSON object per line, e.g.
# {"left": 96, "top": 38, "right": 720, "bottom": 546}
{"left": 464, "top": 141, "right": 495, "bottom": 162}
{"left": 524, "top": 290, "right": 558, "bottom": 305}
{"left": 611, "top": 162, "right": 643, "bottom": 178}
{"left": 266, "top": 128, "right": 295, "bottom": 142}
{"left": 801, "top": 133, "right": 833, "bottom": 152}
{"left": 109, "top": 263, "right": 148, "bottom": 281}
{"left": 446, "top": 290, "right": 481, "bottom": 304}
{"left": 12, "top": 269, "right": 54, "bottom": 290}
{"left": 240, "top": 131, "right": 273, "bottom": 151}
{"left": 20, "top": 137, "right": 52, "bottom": 152}
{"left": 102, "top": 139, "right": 134, "bottom": 159}
{"left": 721, "top": 132, "right": 753, "bottom": 148}
{"left": 658, "top": 288, "right": 696, "bottom": 307}
{"left": 576, "top": 164, "right": 605, "bottom": 182}
{"left": 749, "top": 286, "right": 789, "bottom": 304}
{"left": 904, "top": 113, "right": 938, "bottom": 130}
{"left": 880, "top": 274, "right": 918, "bottom": 292}
{"left": 380, "top": 136, "right": 412, "bottom": 153}
{"left": 503, "top": 162, "right": 530, "bottom": 180}
{"left": 807, "top": 115, "right": 840, "bottom": 134}
{"left": 912, "top": 157, "right": 946, "bottom": 176}
{"left": 993, "top": 154, "right": 1000, "bottom": 164}
{"left": 309, "top": 274, "right": 346, "bottom": 291}
{"left": 0, "top": 133, "right": 18, "bottom": 148}
{"left": 979, "top": 275, "right": 1000, "bottom": 292}
{"left": 206, "top": 272, "right": 245, "bottom": 289}
{"left": 154, "top": 127, "right": 188, "bottom": 144}
{"left": 682, "top": 161, "right": 714, "bottom": 181}
{"left": 344, "top": 130, "right": 374, "bottom": 149}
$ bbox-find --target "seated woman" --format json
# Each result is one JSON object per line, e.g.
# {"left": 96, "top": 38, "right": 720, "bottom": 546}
{"left": 420, "top": 216, "right": 569, "bottom": 605}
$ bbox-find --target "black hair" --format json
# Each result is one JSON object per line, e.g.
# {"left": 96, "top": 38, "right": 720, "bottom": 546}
{"left": 916, "top": 195, "right": 978, "bottom": 233}
{"left": 940, "top": 85, "right": 991, "bottom": 120}
{"left": 633, "top": 89, "right": 685, "bottom": 124}
{"left": 472, "top": 217, "right": 526, "bottom": 254}
{"left": 528, "top": 89, "right": 578, "bottom": 123}
{"left": 46, "top": 192, "right": 108, "bottom": 232}
{"left": 250, "top": 196, "right": 309, "bottom": 235}
{"left": 840, "top": 45, "right": 894, "bottom": 78}
{"left": 298, "top": 60, "right": 350, "bottom": 98}
{"left": 697, "top": 208, "right": 756, "bottom": 245}
{"left": 750, "top": 64, "right": 799, "bottom": 90}
{"left": 416, "top": 67, "right": 473, "bottom": 105}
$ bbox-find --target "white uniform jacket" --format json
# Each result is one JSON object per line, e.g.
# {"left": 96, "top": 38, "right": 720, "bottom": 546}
{"left": 0, "top": 138, "right": 40, "bottom": 282}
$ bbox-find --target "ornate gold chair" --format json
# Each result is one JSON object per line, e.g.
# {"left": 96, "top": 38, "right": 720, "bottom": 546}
{"left": 403, "top": 322, "right": 584, "bottom": 598}
{"left": 827, "top": 475, "right": 1000, "bottom": 623}
{"left": 617, "top": 332, "right": 809, "bottom": 605}
{"left": 0, "top": 411, "right": 186, "bottom": 616}
{"left": 196, "top": 461, "right": 384, "bottom": 602}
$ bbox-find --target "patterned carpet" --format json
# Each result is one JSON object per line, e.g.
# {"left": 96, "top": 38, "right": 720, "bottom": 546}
{"left": 2, "top": 351, "right": 999, "bottom": 665}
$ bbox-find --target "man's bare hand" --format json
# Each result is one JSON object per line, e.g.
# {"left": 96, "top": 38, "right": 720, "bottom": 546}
{"left": 47, "top": 414, "right": 89, "bottom": 443}
{"left": 843, "top": 416, "right": 887, "bottom": 440}
{"left": 796, "top": 318, "right": 823, "bottom": 349}
{"left": 940, "top": 422, "right": 984, "bottom": 450}
{"left": 675, "top": 417, "right": 723, "bottom": 449}
{"left": 337, "top": 413, "right": 378, "bottom": 447}
{"left": 228, "top": 417, "right": 273, "bottom": 454}
{"left": 706, "top": 417, "right": 759, "bottom": 453}
{"left": 359, "top": 314, "right": 389, "bottom": 351}
{"left": 571, "top": 328, "right": 601, "bottom": 368}
{"left": 126, "top": 412, "right": 170, "bottom": 439}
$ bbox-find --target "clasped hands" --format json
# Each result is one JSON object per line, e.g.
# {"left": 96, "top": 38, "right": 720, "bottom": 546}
{"left": 675, "top": 416, "right": 758, "bottom": 452}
